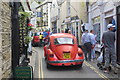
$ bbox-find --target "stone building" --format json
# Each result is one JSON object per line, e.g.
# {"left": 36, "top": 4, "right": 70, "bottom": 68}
{"left": 0, "top": 1, "right": 33, "bottom": 79}
{"left": 0, "top": 2, "right": 12, "bottom": 79}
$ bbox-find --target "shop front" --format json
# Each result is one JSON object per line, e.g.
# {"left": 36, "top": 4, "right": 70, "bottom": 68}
{"left": 51, "top": 16, "right": 58, "bottom": 33}
{"left": 92, "top": 16, "right": 101, "bottom": 53}
{"left": 71, "top": 16, "right": 80, "bottom": 44}
{"left": 92, "top": 16, "right": 101, "bottom": 44}
{"left": 64, "top": 16, "right": 71, "bottom": 33}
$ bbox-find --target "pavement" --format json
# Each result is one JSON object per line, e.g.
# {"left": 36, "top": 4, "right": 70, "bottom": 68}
{"left": 28, "top": 47, "right": 37, "bottom": 72}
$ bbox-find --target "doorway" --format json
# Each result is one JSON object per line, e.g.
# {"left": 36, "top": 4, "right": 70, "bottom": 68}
{"left": 117, "top": 6, "right": 120, "bottom": 64}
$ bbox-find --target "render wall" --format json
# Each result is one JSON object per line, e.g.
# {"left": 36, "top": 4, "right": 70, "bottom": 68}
{"left": 60, "top": 1, "right": 67, "bottom": 25}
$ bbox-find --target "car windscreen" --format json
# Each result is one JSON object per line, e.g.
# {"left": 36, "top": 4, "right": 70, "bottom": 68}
{"left": 54, "top": 37, "right": 74, "bottom": 45}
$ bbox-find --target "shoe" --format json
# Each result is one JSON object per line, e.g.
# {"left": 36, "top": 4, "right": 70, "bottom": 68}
{"left": 104, "top": 70, "right": 109, "bottom": 74}
{"left": 116, "top": 64, "right": 120, "bottom": 69}
{"left": 113, "top": 67, "right": 118, "bottom": 74}
{"left": 104, "top": 68, "right": 109, "bottom": 74}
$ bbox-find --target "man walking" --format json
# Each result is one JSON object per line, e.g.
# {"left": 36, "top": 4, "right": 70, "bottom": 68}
{"left": 61, "top": 29, "right": 64, "bottom": 33}
{"left": 102, "top": 24, "right": 118, "bottom": 73}
{"left": 81, "top": 30, "right": 92, "bottom": 61}
{"left": 89, "top": 30, "right": 97, "bottom": 61}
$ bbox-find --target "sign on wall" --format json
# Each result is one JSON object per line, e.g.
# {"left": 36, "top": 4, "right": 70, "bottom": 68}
{"left": 37, "top": 12, "right": 42, "bottom": 17}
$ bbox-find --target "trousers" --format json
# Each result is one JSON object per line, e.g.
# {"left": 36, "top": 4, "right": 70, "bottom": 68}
{"left": 104, "top": 47, "right": 117, "bottom": 68}
{"left": 84, "top": 42, "right": 92, "bottom": 61}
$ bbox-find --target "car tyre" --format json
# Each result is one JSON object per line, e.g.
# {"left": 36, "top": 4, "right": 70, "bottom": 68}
{"left": 45, "top": 56, "right": 47, "bottom": 61}
{"left": 46, "top": 63, "right": 51, "bottom": 69}
{"left": 32, "top": 43, "right": 35, "bottom": 47}
{"left": 77, "top": 64, "right": 83, "bottom": 68}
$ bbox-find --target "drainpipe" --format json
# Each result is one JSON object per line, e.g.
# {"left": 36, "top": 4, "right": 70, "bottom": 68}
{"left": 117, "top": 6, "right": 120, "bottom": 65}
{"left": 11, "top": 2, "right": 20, "bottom": 77}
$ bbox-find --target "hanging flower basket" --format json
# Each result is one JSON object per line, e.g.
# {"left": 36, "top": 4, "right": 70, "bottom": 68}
{"left": 28, "top": 23, "right": 34, "bottom": 30}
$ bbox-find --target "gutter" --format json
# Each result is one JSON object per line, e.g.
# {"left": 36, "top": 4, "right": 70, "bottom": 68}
{"left": 36, "top": 1, "right": 52, "bottom": 9}
{"left": 26, "top": 0, "right": 31, "bottom": 11}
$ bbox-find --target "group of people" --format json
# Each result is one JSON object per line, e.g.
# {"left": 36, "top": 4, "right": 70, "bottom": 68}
{"left": 61, "top": 28, "right": 72, "bottom": 34}
{"left": 81, "top": 23, "right": 120, "bottom": 74}
{"left": 81, "top": 30, "right": 96, "bottom": 61}
{"left": 37, "top": 28, "right": 72, "bottom": 46}
{"left": 39, "top": 30, "right": 53, "bottom": 46}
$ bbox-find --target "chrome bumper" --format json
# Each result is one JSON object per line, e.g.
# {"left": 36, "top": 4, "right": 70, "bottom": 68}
{"left": 47, "top": 59, "right": 84, "bottom": 63}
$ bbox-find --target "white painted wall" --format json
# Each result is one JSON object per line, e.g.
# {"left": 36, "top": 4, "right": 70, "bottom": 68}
{"left": 88, "top": 0, "right": 117, "bottom": 52}
{"left": 60, "top": 1, "right": 67, "bottom": 26}
{"left": 48, "top": 3, "right": 51, "bottom": 29}
{"left": 50, "top": 0, "right": 58, "bottom": 19}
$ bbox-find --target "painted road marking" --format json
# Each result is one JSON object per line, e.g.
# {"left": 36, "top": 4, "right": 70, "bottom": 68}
{"left": 38, "top": 50, "right": 41, "bottom": 80}
{"left": 40, "top": 57, "right": 44, "bottom": 80}
{"left": 39, "top": 50, "right": 44, "bottom": 80}
{"left": 35, "top": 47, "right": 109, "bottom": 79}
{"left": 84, "top": 61, "right": 109, "bottom": 80}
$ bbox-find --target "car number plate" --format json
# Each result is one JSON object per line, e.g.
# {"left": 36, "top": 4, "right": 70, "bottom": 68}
{"left": 63, "top": 53, "right": 71, "bottom": 59}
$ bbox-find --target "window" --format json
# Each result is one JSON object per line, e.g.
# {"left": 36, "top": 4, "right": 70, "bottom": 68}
{"left": 93, "top": 16, "right": 100, "bottom": 24}
{"left": 68, "top": 7, "right": 70, "bottom": 16}
{"left": 54, "top": 37, "right": 74, "bottom": 45}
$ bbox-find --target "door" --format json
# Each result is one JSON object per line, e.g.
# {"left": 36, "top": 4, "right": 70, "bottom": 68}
{"left": 117, "top": 6, "right": 120, "bottom": 64}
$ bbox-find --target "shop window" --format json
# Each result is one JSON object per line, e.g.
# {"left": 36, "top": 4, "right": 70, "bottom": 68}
{"left": 93, "top": 23, "right": 100, "bottom": 43}
{"left": 68, "top": 7, "right": 70, "bottom": 16}
{"left": 93, "top": 16, "right": 100, "bottom": 24}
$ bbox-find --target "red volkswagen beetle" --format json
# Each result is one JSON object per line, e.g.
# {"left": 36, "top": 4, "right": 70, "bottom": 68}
{"left": 44, "top": 33, "right": 84, "bottom": 68}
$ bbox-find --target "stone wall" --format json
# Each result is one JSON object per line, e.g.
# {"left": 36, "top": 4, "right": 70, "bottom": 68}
{"left": 0, "top": 2, "right": 12, "bottom": 79}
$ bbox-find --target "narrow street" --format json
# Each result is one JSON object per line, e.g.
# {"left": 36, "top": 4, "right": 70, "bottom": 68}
{"left": 30, "top": 47, "right": 118, "bottom": 80}
{"left": 0, "top": 0, "right": 120, "bottom": 79}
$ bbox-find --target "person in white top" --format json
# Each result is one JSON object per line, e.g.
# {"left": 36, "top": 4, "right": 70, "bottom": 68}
{"left": 89, "top": 30, "right": 97, "bottom": 61}
{"left": 81, "top": 30, "right": 92, "bottom": 61}
{"left": 68, "top": 30, "right": 72, "bottom": 34}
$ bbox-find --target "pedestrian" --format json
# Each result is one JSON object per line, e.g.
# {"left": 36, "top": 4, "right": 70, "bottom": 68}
{"left": 43, "top": 30, "right": 48, "bottom": 38}
{"left": 65, "top": 28, "right": 69, "bottom": 33}
{"left": 68, "top": 30, "right": 72, "bottom": 34}
{"left": 39, "top": 33, "right": 43, "bottom": 47}
{"left": 102, "top": 24, "right": 119, "bottom": 73}
{"left": 81, "top": 30, "right": 92, "bottom": 61}
{"left": 89, "top": 30, "right": 97, "bottom": 61}
{"left": 61, "top": 29, "right": 64, "bottom": 33}
{"left": 27, "top": 29, "right": 33, "bottom": 55}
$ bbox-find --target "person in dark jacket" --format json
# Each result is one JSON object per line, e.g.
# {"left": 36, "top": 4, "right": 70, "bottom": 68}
{"left": 102, "top": 24, "right": 119, "bottom": 74}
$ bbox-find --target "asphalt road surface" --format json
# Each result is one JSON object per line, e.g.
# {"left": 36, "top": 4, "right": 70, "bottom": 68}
{"left": 32, "top": 47, "right": 118, "bottom": 80}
